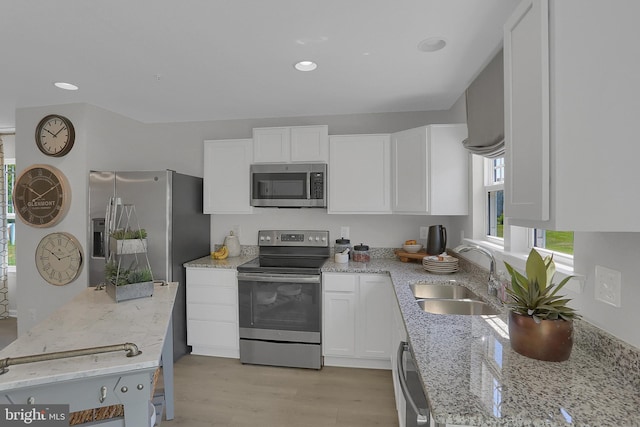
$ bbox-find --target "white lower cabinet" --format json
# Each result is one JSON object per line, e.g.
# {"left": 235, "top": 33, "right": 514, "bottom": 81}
{"left": 322, "top": 272, "right": 393, "bottom": 369}
{"left": 186, "top": 268, "right": 239, "bottom": 358}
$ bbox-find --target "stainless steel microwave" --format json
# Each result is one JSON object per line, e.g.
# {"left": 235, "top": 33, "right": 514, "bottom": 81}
{"left": 250, "top": 163, "right": 327, "bottom": 208}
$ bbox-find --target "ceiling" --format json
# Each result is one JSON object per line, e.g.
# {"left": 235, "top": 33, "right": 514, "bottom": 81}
{"left": 0, "top": 0, "right": 520, "bottom": 131}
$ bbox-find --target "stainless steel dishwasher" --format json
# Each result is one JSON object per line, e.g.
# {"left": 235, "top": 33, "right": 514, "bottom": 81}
{"left": 397, "top": 341, "right": 431, "bottom": 427}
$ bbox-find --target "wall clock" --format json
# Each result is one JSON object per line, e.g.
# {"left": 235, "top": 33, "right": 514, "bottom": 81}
{"left": 35, "top": 232, "right": 84, "bottom": 286}
{"left": 35, "top": 114, "right": 75, "bottom": 157}
{"left": 13, "top": 164, "right": 71, "bottom": 227}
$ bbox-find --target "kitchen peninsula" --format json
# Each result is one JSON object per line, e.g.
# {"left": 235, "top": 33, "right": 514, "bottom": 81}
{"left": 0, "top": 282, "right": 178, "bottom": 426}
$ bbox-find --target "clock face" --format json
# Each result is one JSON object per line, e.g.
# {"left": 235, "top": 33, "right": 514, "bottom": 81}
{"left": 13, "top": 164, "right": 71, "bottom": 227}
{"left": 35, "top": 114, "right": 75, "bottom": 157}
{"left": 35, "top": 232, "right": 83, "bottom": 286}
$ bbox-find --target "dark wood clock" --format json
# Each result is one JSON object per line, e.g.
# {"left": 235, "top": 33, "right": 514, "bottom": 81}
{"left": 35, "top": 114, "right": 75, "bottom": 157}
{"left": 13, "top": 164, "right": 71, "bottom": 228}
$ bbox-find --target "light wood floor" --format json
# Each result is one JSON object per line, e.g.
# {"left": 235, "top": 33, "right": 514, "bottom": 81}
{"left": 162, "top": 356, "right": 399, "bottom": 427}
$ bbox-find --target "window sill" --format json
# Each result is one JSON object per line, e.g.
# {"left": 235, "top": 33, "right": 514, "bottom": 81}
{"left": 461, "top": 238, "right": 584, "bottom": 294}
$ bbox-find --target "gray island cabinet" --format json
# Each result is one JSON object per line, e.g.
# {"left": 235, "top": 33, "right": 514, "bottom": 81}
{"left": 0, "top": 283, "right": 178, "bottom": 426}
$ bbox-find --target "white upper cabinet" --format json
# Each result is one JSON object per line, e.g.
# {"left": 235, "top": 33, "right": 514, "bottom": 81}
{"left": 253, "top": 125, "right": 328, "bottom": 163}
{"left": 203, "top": 139, "right": 253, "bottom": 214}
{"left": 328, "top": 134, "right": 391, "bottom": 214}
{"left": 504, "top": 0, "right": 640, "bottom": 231}
{"left": 391, "top": 124, "right": 468, "bottom": 215}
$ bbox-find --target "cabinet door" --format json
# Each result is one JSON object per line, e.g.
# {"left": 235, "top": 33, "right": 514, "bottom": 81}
{"left": 290, "top": 125, "right": 328, "bottom": 162}
{"left": 203, "top": 139, "right": 253, "bottom": 214}
{"left": 323, "top": 291, "right": 357, "bottom": 357}
{"left": 186, "top": 268, "right": 239, "bottom": 357}
{"left": 328, "top": 134, "right": 391, "bottom": 214}
{"left": 391, "top": 127, "right": 429, "bottom": 213}
{"left": 357, "top": 274, "right": 393, "bottom": 359}
{"left": 504, "top": 0, "right": 550, "bottom": 221}
{"left": 428, "top": 125, "right": 469, "bottom": 216}
{"left": 253, "top": 127, "right": 290, "bottom": 163}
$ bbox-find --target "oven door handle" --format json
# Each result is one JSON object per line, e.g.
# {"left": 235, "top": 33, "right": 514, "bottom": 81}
{"left": 237, "top": 273, "right": 321, "bottom": 284}
{"left": 397, "top": 341, "right": 430, "bottom": 426}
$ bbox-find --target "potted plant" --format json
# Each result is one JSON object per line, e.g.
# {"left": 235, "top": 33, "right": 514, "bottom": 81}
{"left": 109, "top": 228, "right": 147, "bottom": 255}
{"left": 104, "top": 260, "right": 154, "bottom": 302}
{"left": 504, "top": 248, "right": 579, "bottom": 362}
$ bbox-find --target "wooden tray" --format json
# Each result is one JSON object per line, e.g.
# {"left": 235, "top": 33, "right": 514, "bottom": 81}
{"left": 394, "top": 249, "right": 427, "bottom": 263}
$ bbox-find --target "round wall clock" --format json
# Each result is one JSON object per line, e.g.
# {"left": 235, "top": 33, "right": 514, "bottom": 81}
{"left": 13, "top": 164, "right": 71, "bottom": 227}
{"left": 35, "top": 114, "right": 75, "bottom": 157}
{"left": 35, "top": 232, "right": 84, "bottom": 286}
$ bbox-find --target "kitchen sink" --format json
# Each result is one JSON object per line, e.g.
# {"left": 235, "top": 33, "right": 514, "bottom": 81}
{"left": 418, "top": 299, "right": 499, "bottom": 316}
{"left": 410, "top": 283, "right": 478, "bottom": 300}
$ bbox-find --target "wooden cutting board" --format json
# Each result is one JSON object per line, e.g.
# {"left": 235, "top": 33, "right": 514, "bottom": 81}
{"left": 394, "top": 249, "right": 428, "bottom": 263}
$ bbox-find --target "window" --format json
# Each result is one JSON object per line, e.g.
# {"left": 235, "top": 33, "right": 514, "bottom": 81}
{"left": 533, "top": 229, "right": 574, "bottom": 256}
{"left": 485, "top": 157, "right": 504, "bottom": 239}
{"left": 4, "top": 159, "right": 15, "bottom": 267}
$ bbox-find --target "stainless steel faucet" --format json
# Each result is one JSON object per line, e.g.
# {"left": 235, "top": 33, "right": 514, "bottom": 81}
{"left": 453, "top": 244, "right": 502, "bottom": 297}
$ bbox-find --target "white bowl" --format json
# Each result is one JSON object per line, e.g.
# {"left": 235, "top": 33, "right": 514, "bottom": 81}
{"left": 402, "top": 244, "right": 423, "bottom": 253}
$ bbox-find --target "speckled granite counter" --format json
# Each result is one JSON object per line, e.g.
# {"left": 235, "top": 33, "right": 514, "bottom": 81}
{"left": 323, "top": 258, "right": 640, "bottom": 427}
{"left": 184, "top": 254, "right": 255, "bottom": 269}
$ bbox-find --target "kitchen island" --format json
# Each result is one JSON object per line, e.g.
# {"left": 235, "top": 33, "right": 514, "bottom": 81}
{"left": 0, "top": 282, "right": 178, "bottom": 426}
{"left": 322, "top": 258, "right": 640, "bottom": 427}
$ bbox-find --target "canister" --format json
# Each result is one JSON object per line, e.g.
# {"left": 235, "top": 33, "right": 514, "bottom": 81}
{"left": 352, "top": 243, "right": 370, "bottom": 263}
{"left": 334, "top": 238, "right": 352, "bottom": 259}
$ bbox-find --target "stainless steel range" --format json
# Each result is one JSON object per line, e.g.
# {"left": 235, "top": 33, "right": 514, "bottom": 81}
{"left": 237, "top": 230, "right": 329, "bottom": 369}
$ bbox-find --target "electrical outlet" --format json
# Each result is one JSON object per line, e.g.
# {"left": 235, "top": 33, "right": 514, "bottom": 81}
{"left": 419, "top": 226, "right": 428, "bottom": 239}
{"left": 233, "top": 225, "right": 241, "bottom": 239}
{"left": 340, "top": 226, "right": 350, "bottom": 239}
{"left": 595, "top": 265, "right": 622, "bottom": 307}
{"left": 28, "top": 308, "right": 37, "bottom": 322}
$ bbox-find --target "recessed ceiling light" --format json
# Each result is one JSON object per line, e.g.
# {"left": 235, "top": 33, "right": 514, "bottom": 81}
{"left": 54, "top": 82, "right": 79, "bottom": 91}
{"left": 417, "top": 37, "right": 447, "bottom": 53}
{"left": 294, "top": 61, "right": 318, "bottom": 72}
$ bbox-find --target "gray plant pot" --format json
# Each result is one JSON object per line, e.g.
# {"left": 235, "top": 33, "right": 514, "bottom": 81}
{"left": 106, "top": 281, "right": 154, "bottom": 302}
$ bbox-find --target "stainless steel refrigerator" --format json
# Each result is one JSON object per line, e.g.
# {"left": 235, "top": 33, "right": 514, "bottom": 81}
{"left": 89, "top": 170, "right": 210, "bottom": 361}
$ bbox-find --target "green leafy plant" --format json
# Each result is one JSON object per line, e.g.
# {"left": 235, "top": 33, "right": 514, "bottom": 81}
{"left": 504, "top": 248, "right": 579, "bottom": 323}
{"left": 127, "top": 268, "right": 153, "bottom": 284}
{"left": 105, "top": 261, "right": 152, "bottom": 285}
{"left": 110, "top": 228, "right": 147, "bottom": 240}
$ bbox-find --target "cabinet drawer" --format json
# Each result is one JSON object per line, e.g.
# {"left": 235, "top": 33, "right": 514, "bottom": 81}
{"left": 187, "top": 268, "right": 237, "bottom": 286}
{"left": 188, "top": 303, "right": 237, "bottom": 322}
{"left": 323, "top": 274, "right": 357, "bottom": 292}
{"left": 188, "top": 319, "right": 238, "bottom": 348}
{"left": 188, "top": 286, "right": 236, "bottom": 305}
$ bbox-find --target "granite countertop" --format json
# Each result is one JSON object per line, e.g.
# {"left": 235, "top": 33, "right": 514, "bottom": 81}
{"left": 324, "top": 258, "right": 640, "bottom": 427}
{"left": 0, "top": 282, "right": 178, "bottom": 391}
{"left": 184, "top": 254, "right": 255, "bottom": 269}
{"left": 185, "top": 254, "right": 640, "bottom": 426}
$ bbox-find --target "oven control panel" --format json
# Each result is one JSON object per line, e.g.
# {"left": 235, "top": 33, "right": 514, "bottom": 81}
{"left": 258, "top": 230, "right": 329, "bottom": 247}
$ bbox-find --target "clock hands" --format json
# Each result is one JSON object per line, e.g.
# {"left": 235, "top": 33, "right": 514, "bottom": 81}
{"left": 43, "top": 128, "right": 57, "bottom": 137}
{"left": 26, "top": 185, "right": 43, "bottom": 199}
{"left": 53, "top": 126, "right": 67, "bottom": 137}
{"left": 44, "top": 248, "right": 61, "bottom": 261}
{"left": 31, "top": 183, "right": 60, "bottom": 201}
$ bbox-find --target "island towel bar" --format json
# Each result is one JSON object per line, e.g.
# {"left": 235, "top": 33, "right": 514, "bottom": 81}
{"left": 0, "top": 342, "right": 141, "bottom": 374}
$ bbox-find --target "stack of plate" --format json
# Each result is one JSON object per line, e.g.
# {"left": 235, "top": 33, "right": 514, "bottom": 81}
{"left": 422, "top": 255, "right": 459, "bottom": 274}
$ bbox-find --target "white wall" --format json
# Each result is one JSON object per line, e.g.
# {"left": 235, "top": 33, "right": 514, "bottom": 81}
{"left": 15, "top": 104, "right": 90, "bottom": 334}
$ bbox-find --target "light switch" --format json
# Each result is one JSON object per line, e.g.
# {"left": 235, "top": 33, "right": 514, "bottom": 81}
{"left": 595, "top": 265, "right": 622, "bottom": 307}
